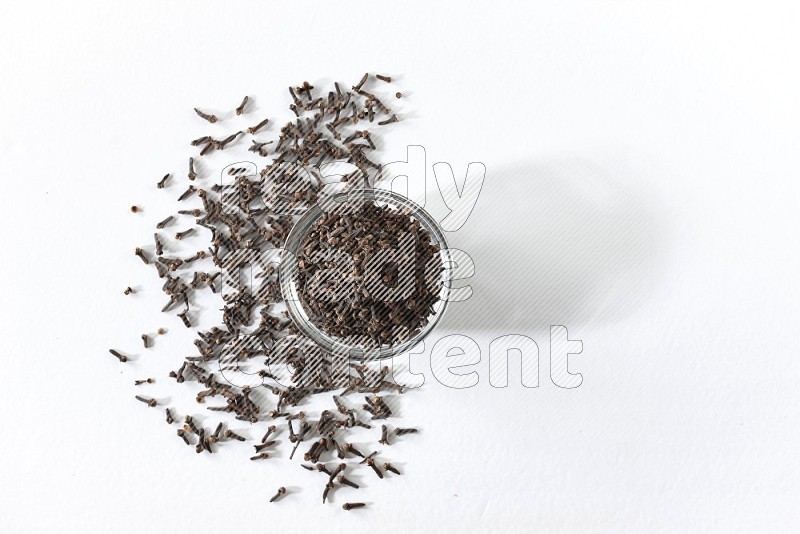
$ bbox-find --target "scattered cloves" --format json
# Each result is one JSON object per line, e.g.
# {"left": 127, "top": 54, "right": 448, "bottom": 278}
{"left": 123, "top": 73, "right": 419, "bottom": 508}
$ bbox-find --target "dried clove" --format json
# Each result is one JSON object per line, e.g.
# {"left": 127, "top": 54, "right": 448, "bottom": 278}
{"left": 177, "top": 428, "right": 191, "bottom": 445}
{"left": 337, "top": 475, "right": 359, "bottom": 489}
{"left": 235, "top": 96, "right": 249, "bottom": 116}
{"left": 322, "top": 481, "right": 334, "bottom": 503}
{"left": 379, "top": 424, "right": 389, "bottom": 446}
{"left": 270, "top": 487, "right": 286, "bottom": 502}
{"left": 188, "top": 157, "right": 197, "bottom": 181}
{"left": 193, "top": 108, "right": 217, "bottom": 123}
{"left": 378, "top": 114, "right": 398, "bottom": 125}
{"left": 175, "top": 228, "right": 195, "bottom": 240}
{"left": 109, "top": 349, "right": 128, "bottom": 363}
{"left": 261, "top": 425, "right": 276, "bottom": 443}
{"left": 383, "top": 462, "right": 401, "bottom": 475}
{"left": 134, "top": 247, "right": 150, "bottom": 265}
{"left": 247, "top": 117, "right": 269, "bottom": 135}
{"left": 224, "top": 429, "right": 246, "bottom": 442}
{"left": 366, "top": 456, "right": 383, "bottom": 479}
{"left": 177, "top": 310, "right": 191, "bottom": 328}
{"left": 156, "top": 215, "right": 174, "bottom": 229}
{"left": 135, "top": 395, "right": 158, "bottom": 407}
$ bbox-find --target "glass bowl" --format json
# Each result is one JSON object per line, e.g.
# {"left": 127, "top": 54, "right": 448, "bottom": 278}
{"left": 280, "top": 188, "right": 452, "bottom": 360}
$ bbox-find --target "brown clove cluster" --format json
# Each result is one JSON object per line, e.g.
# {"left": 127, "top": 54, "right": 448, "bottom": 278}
{"left": 295, "top": 201, "right": 443, "bottom": 348}
{"left": 119, "top": 73, "right": 425, "bottom": 509}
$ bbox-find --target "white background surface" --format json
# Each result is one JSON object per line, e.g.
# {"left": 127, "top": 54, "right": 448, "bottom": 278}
{"left": 1, "top": 1, "right": 799, "bottom": 532}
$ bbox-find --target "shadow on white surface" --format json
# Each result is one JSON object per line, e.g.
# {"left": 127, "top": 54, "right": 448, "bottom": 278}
{"left": 438, "top": 158, "right": 668, "bottom": 333}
